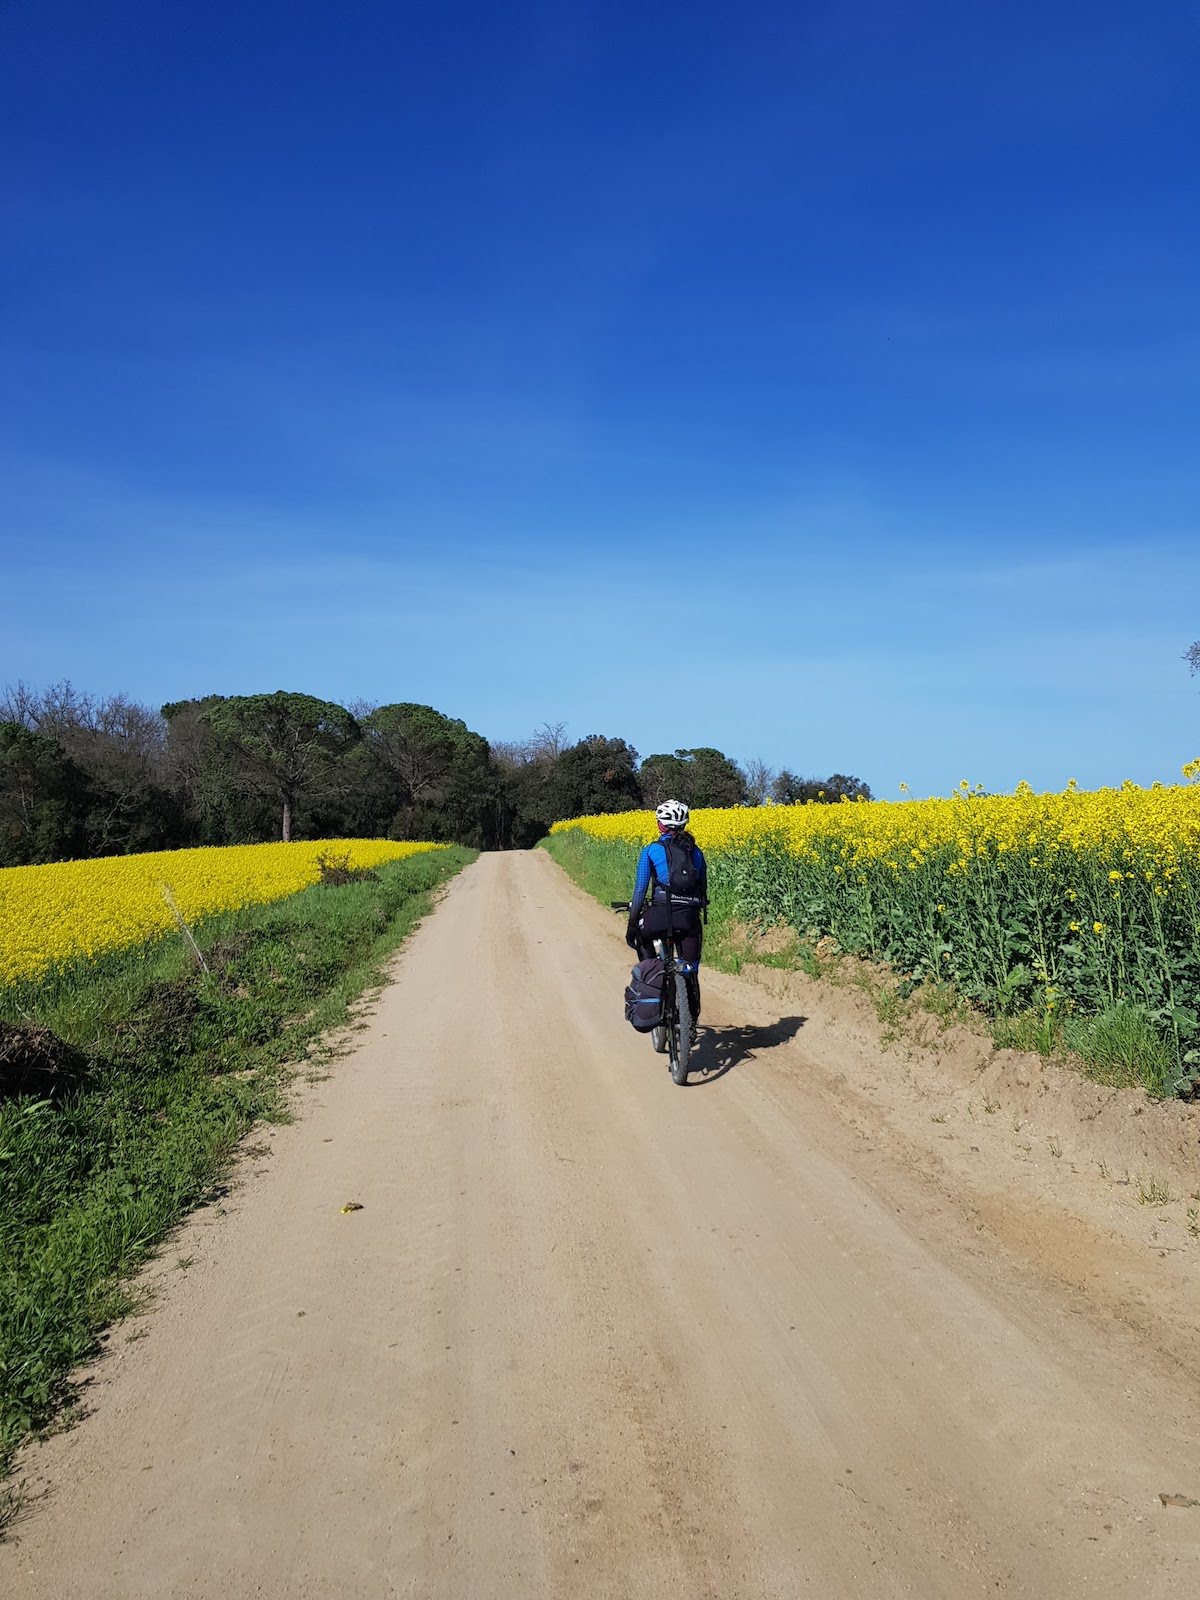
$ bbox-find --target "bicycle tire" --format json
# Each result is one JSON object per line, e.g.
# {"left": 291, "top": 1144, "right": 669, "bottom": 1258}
{"left": 670, "top": 974, "right": 694, "bottom": 1085}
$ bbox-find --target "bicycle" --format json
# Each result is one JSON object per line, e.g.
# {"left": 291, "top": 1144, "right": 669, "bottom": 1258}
{"left": 612, "top": 901, "right": 697, "bottom": 1085}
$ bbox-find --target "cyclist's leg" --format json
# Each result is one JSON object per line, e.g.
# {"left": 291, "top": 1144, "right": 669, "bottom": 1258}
{"left": 673, "top": 921, "right": 702, "bottom": 1019}
{"left": 635, "top": 906, "right": 667, "bottom": 963}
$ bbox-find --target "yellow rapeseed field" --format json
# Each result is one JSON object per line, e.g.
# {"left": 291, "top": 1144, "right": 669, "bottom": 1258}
{"left": 0, "top": 839, "right": 441, "bottom": 984}
{"left": 552, "top": 779, "right": 1200, "bottom": 1091}
{"left": 550, "top": 780, "right": 1200, "bottom": 875}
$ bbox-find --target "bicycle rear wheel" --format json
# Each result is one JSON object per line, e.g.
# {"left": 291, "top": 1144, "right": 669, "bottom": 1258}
{"left": 669, "top": 974, "right": 694, "bottom": 1085}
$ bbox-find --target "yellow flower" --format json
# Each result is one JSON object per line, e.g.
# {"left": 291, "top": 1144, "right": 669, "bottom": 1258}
{"left": 548, "top": 777, "right": 1200, "bottom": 1016}
{"left": 0, "top": 839, "right": 442, "bottom": 983}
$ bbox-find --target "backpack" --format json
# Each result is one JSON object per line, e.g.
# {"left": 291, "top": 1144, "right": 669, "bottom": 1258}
{"left": 661, "top": 836, "right": 702, "bottom": 902}
{"left": 624, "top": 957, "right": 666, "bottom": 1032}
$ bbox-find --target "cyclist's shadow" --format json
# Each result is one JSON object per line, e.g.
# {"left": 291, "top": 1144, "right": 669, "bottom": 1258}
{"left": 687, "top": 1014, "right": 806, "bottom": 1084}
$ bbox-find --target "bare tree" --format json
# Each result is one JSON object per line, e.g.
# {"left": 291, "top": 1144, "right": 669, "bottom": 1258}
{"left": 1187, "top": 640, "right": 1200, "bottom": 675}
{"left": 488, "top": 739, "right": 531, "bottom": 770}
{"left": 489, "top": 721, "right": 568, "bottom": 770}
{"left": 2, "top": 680, "right": 173, "bottom": 851}
{"left": 527, "top": 720, "right": 568, "bottom": 762}
{"left": 743, "top": 756, "right": 776, "bottom": 806}
{"left": 0, "top": 679, "right": 45, "bottom": 729}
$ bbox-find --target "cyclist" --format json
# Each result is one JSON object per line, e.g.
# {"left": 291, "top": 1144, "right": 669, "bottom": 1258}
{"left": 625, "top": 799, "right": 708, "bottom": 1016}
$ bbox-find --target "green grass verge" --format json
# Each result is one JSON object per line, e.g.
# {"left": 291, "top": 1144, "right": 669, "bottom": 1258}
{"left": 0, "top": 845, "right": 474, "bottom": 1487}
{"left": 542, "top": 830, "right": 1182, "bottom": 1098}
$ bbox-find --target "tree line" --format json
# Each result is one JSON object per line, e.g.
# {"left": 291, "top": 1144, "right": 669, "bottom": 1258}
{"left": 0, "top": 683, "right": 871, "bottom": 867}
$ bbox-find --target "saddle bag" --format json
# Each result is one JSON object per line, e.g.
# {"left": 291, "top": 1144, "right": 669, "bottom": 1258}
{"left": 624, "top": 956, "right": 666, "bottom": 1032}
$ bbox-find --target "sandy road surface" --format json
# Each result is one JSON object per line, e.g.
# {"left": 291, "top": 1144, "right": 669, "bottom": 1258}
{"left": 5, "top": 851, "right": 1200, "bottom": 1598}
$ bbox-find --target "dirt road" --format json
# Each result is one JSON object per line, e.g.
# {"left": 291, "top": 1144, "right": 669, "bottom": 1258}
{"left": 6, "top": 851, "right": 1200, "bottom": 1598}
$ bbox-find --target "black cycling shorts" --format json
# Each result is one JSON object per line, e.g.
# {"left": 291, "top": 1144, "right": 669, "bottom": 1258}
{"left": 635, "top": 905, "right": 702, "bottom": 965}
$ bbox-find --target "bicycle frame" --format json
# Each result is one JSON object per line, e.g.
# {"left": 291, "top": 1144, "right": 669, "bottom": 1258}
{"left": 654, "top": 932, "right": 679, "bottom": 1026}
{"left": 613, "top": 901, "right": 696, "bottom": 1082}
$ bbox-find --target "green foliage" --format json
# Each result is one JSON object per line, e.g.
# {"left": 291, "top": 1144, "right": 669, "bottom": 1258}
{"left": 0, "top": 847, "right": 472, "bottom": 1477}
{"left": 356, "top": 703, "right": 497, "bottom": 847}
{"left": 720, "top": 825, "right": 1200, "bottom": 1095}
{"left": 640, "top": 747, "right": 747, "bottom": 808}
{"left": 1062, "top": 1003, "right": 1177, "bottom": 1094}
{"left": 1, "top": 685, "right": 184, "bottom": 862}
{"left": 9, "top": 679, "right": 871, "bottom": 859}
{"left": 557, "top": 734, "right": 642, "bottom": 816}
{"left": 771, "top": 770, "right": 873, "bottom": 804}
{"left": 516, "top": 735, "right": 643, "bottom": 837}
{"left": 201, "top": 692, "right": 360, "bottom": 842}
{"left": 0, "top": 722, "right": 94, "bottom": 866}
{"left": 161, "top": 694, "right": 279, "bottom": 844}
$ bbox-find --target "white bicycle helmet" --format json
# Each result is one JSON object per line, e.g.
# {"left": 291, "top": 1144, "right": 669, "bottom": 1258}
{"left": 655, "top": 798, "right": 690, "bottom": 829}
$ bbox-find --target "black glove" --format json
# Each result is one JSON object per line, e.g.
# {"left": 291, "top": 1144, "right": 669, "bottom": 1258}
{"left": 625, "top": 921, "right": 640, "bottom": 949}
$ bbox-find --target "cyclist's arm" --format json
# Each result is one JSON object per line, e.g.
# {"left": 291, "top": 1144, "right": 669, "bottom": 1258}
{"left": 628, "top": 845, "right": 654, "bottom": 921}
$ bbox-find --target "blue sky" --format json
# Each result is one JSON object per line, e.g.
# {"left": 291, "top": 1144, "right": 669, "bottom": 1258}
{"left": 2, "top": 0, "right": 1198, "bottom": 795}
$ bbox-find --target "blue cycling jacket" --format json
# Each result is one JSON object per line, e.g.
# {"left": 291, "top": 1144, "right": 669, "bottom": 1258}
{"left": 629, "top": 836, "right": 708, "bottom": 921}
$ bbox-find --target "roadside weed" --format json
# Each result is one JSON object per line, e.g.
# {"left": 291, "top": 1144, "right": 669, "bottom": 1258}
{"left": 1137, "top": 1176, "right": 1173, "bottom": 1206}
